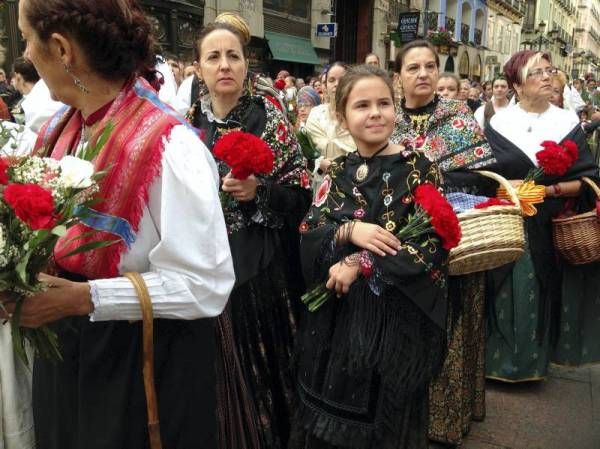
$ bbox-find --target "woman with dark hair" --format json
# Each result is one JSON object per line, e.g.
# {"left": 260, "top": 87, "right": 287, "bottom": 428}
{"left": 485, "top": 51, "right": 599, "bottom": 380}
{"left": 9, "top": 1, "right": 235, "bottom": 448}
{"left": 177, "top": 12, "right": 288, "bottom": 118}
{"left": 190, "top": 21, "right": 311, "bottom": 449}
{"left": 474, "top": 76, "right": 509, "bottom": 128}
{"left": 390, "top": 39, "right": 495, "bottom": 448}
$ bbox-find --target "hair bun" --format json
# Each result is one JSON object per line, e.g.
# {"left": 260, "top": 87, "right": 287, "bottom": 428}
{"left": 215, "top": 12, "right": 251, "bottom": 46}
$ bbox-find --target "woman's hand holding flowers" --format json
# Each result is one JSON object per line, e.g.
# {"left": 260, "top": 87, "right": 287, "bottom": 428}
{"left": 222, "top": 172, "right": 259, "bottom": 202}
{"left": 0, "top": 274, "right": 91, "bottom": 328}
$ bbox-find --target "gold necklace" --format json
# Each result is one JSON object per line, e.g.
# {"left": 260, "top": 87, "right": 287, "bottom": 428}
{"left": 409, "top": 112, "right": 431, "bottom": 135}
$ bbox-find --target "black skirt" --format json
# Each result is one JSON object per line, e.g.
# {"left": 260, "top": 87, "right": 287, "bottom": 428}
{"left": 33, "top": 308, "right": 217, "bottom": 449}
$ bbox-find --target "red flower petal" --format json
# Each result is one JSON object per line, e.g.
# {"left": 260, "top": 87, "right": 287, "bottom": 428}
{"left": 414, "top": 183, "right": 461, "bottom": 250}
{"left": 0, "top": 158, "right": 9, "bottom": 185}
{"left": 4, "top": 183, "right": 57, "bottom": 230}
{"left": 212, "top": 131, "right": 275, "bottom": 180}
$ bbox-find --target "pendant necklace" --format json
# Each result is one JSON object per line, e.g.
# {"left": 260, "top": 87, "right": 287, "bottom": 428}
{"left": 355, "top": 142, "right": 390, "bottom": 182}
{"left": 525, "top": 110, "right": 543, "bottom": 133}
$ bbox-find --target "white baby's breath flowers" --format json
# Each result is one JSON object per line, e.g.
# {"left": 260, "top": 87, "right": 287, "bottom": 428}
{"left": 58, "top": 156, "right": 94, "bottom": 189}
{"left": 11, "top": 157, "right": 60, "bottom": 184}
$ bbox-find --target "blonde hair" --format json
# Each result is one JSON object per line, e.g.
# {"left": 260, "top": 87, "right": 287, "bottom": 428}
{"left": 215, "top": 12, "right": 251, "bottom": 46}
{"left": 519, "top": 53, "right": 547, "bottom": 86}
{"left": 555, "top": 70, "right": 567, "bottom": 90}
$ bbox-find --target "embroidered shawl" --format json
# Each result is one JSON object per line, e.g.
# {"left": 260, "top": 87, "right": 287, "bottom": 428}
{"left": 35, "top": 78, "right": 186, "bottom": 279}
{"left": 296, "top": 151, "right": 447, "bottom": 448}
{"left": 192, "top": 93, "right": 311, "bottom": 286}
{"left": 391, "top": 96, "right": 495, "bottom": 174}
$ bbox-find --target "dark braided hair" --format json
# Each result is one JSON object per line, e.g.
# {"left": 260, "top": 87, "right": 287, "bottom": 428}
{"left": 23, "top": 0, "right": 157, "bottom": 85}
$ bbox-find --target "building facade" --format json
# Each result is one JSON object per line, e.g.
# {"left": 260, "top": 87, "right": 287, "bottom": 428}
{"left": 387, "top": 0, "right": 488, "bottom": 80}
{"left": 520, "top": 0, "right": 576, "bottom": 75}
{"left": 483, "top": 0, "right": 526, "bottom": 80}
{"left": 1, "top": 0, "right": 339, "bottom": 79}
{"left": 572, "top": 0, "right": 600, "bottom": 79}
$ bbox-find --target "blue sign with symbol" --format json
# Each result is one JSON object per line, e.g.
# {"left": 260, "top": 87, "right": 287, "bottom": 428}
{"left": 316, "top": 23, "right": 338, "bottom": 38}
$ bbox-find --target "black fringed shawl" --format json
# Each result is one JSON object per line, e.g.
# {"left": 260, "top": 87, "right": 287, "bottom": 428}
{"left": 484, "top": 124, "right": 599, "bottom": 341}
{"left": 295, "top": 150, "right": 449, "bottom": 448}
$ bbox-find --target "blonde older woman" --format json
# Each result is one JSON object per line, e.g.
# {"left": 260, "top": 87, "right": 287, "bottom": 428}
{"left": 485, "top": 50, "right": 599, "bottom": 381}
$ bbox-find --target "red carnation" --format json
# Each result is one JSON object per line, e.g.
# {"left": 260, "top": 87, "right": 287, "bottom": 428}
{"left": 536, "top": 141, "right": 573, "bottom": 176}
{"left": 212, "top": 131, "right": 274, "bottom": 180}
{"left": 3, "top": 183, "right": 57, "bottom": 230}
{"left": 414, "top": 182, "right": 461, "bottom": 250}
{"left": 274, "top": 79, "right": 286, "bottom": 90}
{"left": 0, "top": 158, "right": 9, "bottom": 185}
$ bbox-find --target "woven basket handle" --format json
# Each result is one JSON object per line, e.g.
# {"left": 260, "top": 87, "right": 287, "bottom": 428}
{"left": 124, "top": 272, "right": 163, "bottom": 449}
{"left": 474, "top": 169, "right": 521, "bottom": 206}
{"left": 581, "top": 176, "right": 600, "bottom": 198}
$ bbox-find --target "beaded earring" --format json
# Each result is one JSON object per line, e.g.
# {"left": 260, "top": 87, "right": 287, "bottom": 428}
{"left": 63, "top": 63, "right": 90, "bottom": 94}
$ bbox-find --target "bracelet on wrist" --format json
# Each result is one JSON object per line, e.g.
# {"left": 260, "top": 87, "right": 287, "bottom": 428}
{"left": 358, "top": 250, "right": 374, "bottom": 278}
{"left": 553, "top": 183, "right": 562, "bottom": 196}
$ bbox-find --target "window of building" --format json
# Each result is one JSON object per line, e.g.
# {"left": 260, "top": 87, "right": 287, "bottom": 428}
{"left": 264, "top": 0, "right": 309, "bottom": 19}
{"left": 487, "top": 19, "right": 495, "bottom": 50}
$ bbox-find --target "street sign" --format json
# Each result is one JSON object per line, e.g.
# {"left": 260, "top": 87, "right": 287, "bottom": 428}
{"left": 397, "top": 12, "right": 420, "bottom": 43}
{"left": 316, "top": 23, "right": 338, "bottom": 38}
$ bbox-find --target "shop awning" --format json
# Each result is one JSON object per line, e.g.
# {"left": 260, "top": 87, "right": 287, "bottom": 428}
{"left": 265, "top": 31, "right": 320, "bottom": 65}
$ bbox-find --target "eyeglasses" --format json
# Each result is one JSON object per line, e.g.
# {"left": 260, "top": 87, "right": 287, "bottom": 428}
{"left": 527, "top": 67, "right": 558, "bottom": 79}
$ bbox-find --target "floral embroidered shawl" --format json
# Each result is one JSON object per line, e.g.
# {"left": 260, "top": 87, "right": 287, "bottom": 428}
{"left": 391, "top": 96, "right": 495, "bottom": 174}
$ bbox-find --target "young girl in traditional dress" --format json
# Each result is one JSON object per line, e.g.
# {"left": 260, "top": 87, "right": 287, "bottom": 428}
{"left": 290, "top": 65, "right": 449, "bottom": 449}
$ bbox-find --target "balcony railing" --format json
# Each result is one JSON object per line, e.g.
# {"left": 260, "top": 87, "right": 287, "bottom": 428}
{"left": 474, "top": 28, "right": 482, "bottom": 45}
{"left": 445, "top": 16, "right": 456, "bottom": 33}
{"left": 496, "top": 0, "right": 526, "bottom": 17}
{"left": 461, "top": 23, "right": 470, "bottom": 44}
{"left": 388, "top": 0, "right": 411, "bottom": 27}
{"left": 426, "top": 11, "right": 438, "bottom": 32}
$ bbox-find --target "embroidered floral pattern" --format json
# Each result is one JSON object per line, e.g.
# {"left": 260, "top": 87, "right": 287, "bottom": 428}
{"left": 391, "top": 96, "right": 495, "bottom": 173}
{"left": 301, "top": 149, "right": 447, "bottom": 290}
{"left": 313, "top": 175, "right": 332, "bottom": 206}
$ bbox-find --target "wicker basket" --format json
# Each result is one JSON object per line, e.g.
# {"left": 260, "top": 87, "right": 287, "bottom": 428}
{"left": 552, "top": 176, "right": 600, "bottom": 265}
{"left": 448, "top": 170, "right": 525, "bottom": 276}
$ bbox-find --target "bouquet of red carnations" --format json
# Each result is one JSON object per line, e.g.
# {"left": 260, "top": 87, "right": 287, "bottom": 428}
{"left": 302, "top": 182, "right": 461, "bottom": 312}
{"left": 212, "top": 130, "right": 274, "bottom": 180}
{"left": 0, "top": 122, "right": 117, "bottom": 363}
{"left": 497, "top": 140, "right": 579, "bottom": 216}
{"left": 524, "top": 139, "right": 579, "bottom": 181}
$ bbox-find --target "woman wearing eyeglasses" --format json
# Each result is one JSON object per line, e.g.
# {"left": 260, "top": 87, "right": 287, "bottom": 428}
{"left": 391, "top": 40, "right": 495, "bottom": 448}
{"left": 484, "top": 51, "right": 599, "bottom": 382}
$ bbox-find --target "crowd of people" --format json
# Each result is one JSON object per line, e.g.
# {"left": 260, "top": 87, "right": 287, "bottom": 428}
{"left": 0, "top": 1, "right": 599, "bottom": 449}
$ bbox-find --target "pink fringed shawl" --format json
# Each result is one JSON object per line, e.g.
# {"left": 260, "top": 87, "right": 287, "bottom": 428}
{"left": 35, "top": 78, "right": 182, "bottom": 279}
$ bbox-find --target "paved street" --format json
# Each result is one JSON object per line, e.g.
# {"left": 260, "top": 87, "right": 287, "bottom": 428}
{"left": 457, "top": 365, "right": 600, "bottom": 449}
